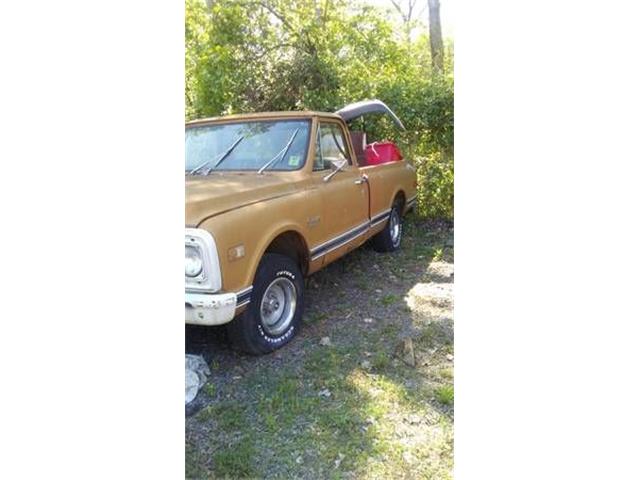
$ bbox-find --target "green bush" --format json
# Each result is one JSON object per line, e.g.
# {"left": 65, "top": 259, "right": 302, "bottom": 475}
{"left": 415, "top": 152, "right": 454, "bottom": 220}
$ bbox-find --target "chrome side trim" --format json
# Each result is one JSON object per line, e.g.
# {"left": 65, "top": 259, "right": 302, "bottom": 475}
{"left": 371, "top": 208, "right": 391, "bottom": 224}
{"left": 309, "top": 211, "right": 393, "bottom": 261}
{"left": 311, "top": 223, "right": 370, "bottom": 261}
{"left": 235, "top": 285, "right": 253, "bottom": 308}
{"left": 310, "top": 220, "right": 371, "bottom": 257}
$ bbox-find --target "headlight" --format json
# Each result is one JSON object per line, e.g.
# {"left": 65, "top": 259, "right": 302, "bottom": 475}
{"left": 186, "top": 228, "right": 221, "bottom": 292}
{"left": 185, "top": 245, "right": 203, "bottom": 277}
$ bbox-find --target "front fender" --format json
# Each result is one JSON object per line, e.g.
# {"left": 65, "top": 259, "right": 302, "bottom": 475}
{"left": 198, "top": 189, "right": 312, "bottom": 294}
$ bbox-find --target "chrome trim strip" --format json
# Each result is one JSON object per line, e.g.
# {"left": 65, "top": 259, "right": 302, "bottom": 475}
{"left": 310, "top": 220, "right": 371, "bottom": 256}
{"left": 371, "top": 208, "right": 391, "bottom": 224}
{"left": 236, "top": 285, "right": 253, "bottom": 306}
{"left": 310, "top": 221, "right": 371, "bottom": 261}
{"left": 371, "top": 215, "right": 390, "bottom": 228}
{"left": 236, "top": 286, "right": 253, "bottom": 296}
{"left": 308, "top": 205, "right": 401, "bottom": 261}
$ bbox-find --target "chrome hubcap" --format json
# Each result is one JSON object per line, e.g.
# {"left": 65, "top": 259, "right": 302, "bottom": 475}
{"left": 390, "top": 210, "right": 401, "bottom": 247}
{"left": 260, "top": 277, "right": 297, "bottom": 336}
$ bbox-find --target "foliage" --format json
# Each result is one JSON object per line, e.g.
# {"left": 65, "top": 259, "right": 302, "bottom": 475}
{"left": 185, "top": 0, "right": 454, "bottom": 219}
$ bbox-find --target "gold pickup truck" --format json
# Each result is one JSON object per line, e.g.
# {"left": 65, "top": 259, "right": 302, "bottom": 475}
{"left": 185, "top": 100, "right": 417, "bottom": 354}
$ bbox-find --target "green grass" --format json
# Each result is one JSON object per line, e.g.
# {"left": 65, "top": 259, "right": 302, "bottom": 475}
{"left": 202, "top": 382, "right": 215, "bottom": 397}
{"left": 435, "top": 385, "right": 454, "bottom": 405}
{"left": 379, "top": 294, "right": 398, "bottom": 306}
{"left": 212, "top": 442, "right": 257, "bottom": 478}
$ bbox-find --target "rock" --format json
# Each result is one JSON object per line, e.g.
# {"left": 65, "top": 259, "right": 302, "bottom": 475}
{"left": 320, "top": 336, "right": 332, "bottom": 346}
{"left": 185, "top": 369, "right": 200, "bottom": 405}
{"left": 185, "top": 354, "right": 211, "bottom": 385}
{"left": 361, "top": 360, "right": 372, "bottom": 370}
{"left": 446, "top": 353, "right": 454, "bottom": 361}
{"left": 185, "top": 354, "right": 211, "bottom": 405}
{"left": 394, "top": 338, "right": 416, "bottom": 367}
{"left": 318, "top": 388, "right": 332, "bottom": 398}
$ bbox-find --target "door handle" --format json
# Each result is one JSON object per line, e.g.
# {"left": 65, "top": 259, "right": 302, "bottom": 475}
{"left": 354, "top": 174, "right": 368, "bottom": 185}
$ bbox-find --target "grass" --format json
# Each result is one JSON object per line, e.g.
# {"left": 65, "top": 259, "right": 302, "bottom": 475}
{"left": 379, "top": 294, "right": 398, "bottom": 306}
{"left": 212, "top": 442, "right": 257, "bottom": 478}
{"left": 186, "top": 216, "right": 454, "bottom": 479}
{"left": 435, "top": 385, "right": 454, "bottom": 405}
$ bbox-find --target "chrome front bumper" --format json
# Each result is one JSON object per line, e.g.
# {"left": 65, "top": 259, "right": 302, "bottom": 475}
{"left": 185, "top": 291, "right": 237, "bottom": 326}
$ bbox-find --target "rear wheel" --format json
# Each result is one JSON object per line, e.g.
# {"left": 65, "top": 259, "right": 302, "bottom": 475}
{"left": 227, "top": 253, "right": 304, "bottom": 354}
{"left": 372, "top": 201, "right": 403, "bottom": 252}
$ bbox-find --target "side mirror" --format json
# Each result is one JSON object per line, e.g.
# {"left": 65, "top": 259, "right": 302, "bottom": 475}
{"left": 323, "top": 159, "right": 348, "bottom": 182}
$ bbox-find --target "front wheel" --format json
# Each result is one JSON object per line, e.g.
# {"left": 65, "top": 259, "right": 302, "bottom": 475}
{"left": 372, "top": 202, "right": 403, "bottom": 253}
{"left": 227, "top": 253, "right": 304, "bottom": 355}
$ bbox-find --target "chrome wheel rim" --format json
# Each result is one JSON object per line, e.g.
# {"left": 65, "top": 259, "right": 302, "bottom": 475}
{"left": 390, "top": 210, "right": 401, "bottom": 247}
{"left": 260, "top": 277, "right": 297, "bottom": 336}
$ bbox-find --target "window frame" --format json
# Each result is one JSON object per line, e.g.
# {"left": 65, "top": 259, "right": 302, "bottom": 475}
{"left": 313, "top": 120, "right": 354, "bottom": 172}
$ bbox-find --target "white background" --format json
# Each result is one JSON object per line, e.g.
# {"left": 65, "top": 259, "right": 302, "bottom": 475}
{"left": 1, "top": 0, "right": 639, "bottom": 478}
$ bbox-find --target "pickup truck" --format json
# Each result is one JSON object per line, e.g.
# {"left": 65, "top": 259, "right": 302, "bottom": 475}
{"left": 185, "top": 100, "right": 417, "bottom": 354}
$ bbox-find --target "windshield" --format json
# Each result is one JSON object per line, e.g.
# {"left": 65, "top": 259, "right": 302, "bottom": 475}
{"left": 185, "top": 119, "right": 311, "bottom": 173}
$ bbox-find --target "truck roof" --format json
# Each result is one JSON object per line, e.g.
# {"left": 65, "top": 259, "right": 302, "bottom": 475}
{"left": 186, "top": 110, "right": 342, "bottom": 127}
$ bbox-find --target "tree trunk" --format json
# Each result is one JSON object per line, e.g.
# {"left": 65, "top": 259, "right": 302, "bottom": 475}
{"left": 428, "top": 0, "right": 444, "bottom": 73}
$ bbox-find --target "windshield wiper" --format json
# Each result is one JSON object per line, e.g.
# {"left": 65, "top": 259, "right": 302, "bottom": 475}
{"left": 188, "top": 135, "right": 244, "bottom": 175}
{"left": 257, "top": 129, "right": 299, "bottom": 174}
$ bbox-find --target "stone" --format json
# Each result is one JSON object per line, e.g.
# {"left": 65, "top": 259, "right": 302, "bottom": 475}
{"left": 320, "top": 336, "right": 332, "bottom": 346}
{"left": 394, "top": 338, "right": 416, "bottom": 367}
{"left": 318, "top": 388, "right": 332, "bottom": 398}
{"left": 185, "top": 369, "right": 200, "bottom": 405}
{"left": 185, "top": 354, "right": 211, "bottom": 405}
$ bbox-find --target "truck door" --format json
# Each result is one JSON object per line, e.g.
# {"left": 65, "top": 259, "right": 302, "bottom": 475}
{"left": 310, "top": 120, "right": 369, "bottom": 265}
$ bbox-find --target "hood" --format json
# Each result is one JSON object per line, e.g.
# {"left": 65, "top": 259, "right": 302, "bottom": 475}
{"left": 185, "top": 173, "right": 297, "bottom": 226}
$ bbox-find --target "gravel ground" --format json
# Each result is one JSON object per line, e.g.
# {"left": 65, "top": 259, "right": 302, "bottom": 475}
{"left": 186, "top": 216, "right": 454, "bottom": 479}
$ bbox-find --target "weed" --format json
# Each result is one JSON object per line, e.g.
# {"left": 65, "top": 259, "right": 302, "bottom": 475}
{"left": 380, "top": 294, "right": 398, "bottom": 306}
{"left": 435, "top": 385, "right": 454, "bottom": 405}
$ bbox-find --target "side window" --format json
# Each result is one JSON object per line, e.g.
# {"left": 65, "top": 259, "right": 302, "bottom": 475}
{"left": 314, "top": 123, "right": 352, "bottom": 171}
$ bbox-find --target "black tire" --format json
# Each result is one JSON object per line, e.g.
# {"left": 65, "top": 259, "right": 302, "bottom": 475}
{"left": 227, "top": 253, "right": 304, "bottom": 355}
{"left": 372, "top": 201, "right": 403, "bottom": 253}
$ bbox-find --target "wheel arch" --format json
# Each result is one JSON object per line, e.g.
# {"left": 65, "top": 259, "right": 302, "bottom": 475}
{"left": 392, "top": 189, "right": 406, "bottom": 212}
{"left": 250, "top": 226, "right": 310, "bottom": 284}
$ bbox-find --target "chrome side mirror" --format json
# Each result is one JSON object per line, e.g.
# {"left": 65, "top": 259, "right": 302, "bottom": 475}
{"left": 323, "top": 159, "right": 348, "bottom": 182}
